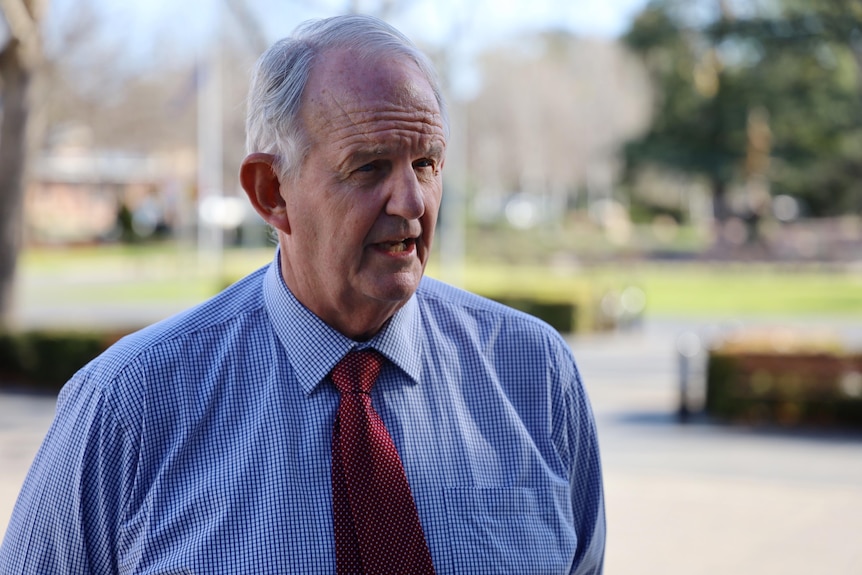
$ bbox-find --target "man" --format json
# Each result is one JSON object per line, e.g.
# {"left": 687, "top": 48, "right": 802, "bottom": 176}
{"left": 0, "top": 14, "right": 605, "bottom": 574}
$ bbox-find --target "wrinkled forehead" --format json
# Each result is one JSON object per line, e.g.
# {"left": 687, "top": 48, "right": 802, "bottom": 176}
{"left": 302, "top": 48, "right": 443, "bottom": 128}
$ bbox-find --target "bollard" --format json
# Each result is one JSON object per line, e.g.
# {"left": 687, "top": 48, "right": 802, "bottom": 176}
{"left": 675, "top": 331, "right": 702, "bottom": 422}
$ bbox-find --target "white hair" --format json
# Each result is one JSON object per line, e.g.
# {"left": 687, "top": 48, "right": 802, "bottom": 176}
{"left": 245, "top": 14, "right": 449, "bottom": 182}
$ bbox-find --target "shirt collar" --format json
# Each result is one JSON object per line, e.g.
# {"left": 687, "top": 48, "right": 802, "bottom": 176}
{"left": 262, "top": 252, "right": 424, "bottom": 395}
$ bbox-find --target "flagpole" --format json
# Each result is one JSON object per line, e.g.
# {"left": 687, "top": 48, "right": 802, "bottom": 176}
{"left": 197, "top": 0, "right": 224, "bottom": 277}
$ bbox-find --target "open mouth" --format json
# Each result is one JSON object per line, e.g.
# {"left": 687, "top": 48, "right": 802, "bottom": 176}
{"left": 379, "top": 238, "right": 417, "bottom": 253}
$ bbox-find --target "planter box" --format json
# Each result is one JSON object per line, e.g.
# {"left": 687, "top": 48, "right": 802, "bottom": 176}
{"left": 706, "top": 350, "right": 862, "bottom": 427}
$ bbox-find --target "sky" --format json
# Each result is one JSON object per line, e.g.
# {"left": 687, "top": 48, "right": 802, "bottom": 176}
{"left": 388, "top": 0, "right": 653, "bottom": 43}
{"left": 41, "top": 0, "right": 651, "bottom": 102}
{"left": 46, "top": 0, "right": 653, "bottom": 58}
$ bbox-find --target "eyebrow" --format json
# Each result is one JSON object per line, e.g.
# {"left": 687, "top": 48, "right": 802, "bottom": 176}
{"left": 424, "top": 143, "right": 446, "bottom": 159}
{"left": 349, "top": 142, "right": 445, "bottom": 165}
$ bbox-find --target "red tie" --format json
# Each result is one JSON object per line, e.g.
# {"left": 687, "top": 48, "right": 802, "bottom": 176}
{"left": 330, "top": 350, "right": 436, "bottom": 575}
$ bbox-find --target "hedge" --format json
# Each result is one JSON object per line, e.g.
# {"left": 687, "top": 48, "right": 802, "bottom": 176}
{"left": 473, "top": 284, "right": 644, "bottom": 334}
{"left": 706, "top": 348, "right": 862, "bottom": 428}
{"left": 0, "top": 330, "right": 128, "bottom": 394}
{"left": 0, "top": 273, "right": 643, "bottom": 394}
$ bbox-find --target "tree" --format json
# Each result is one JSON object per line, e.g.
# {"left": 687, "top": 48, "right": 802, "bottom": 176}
{"left": 0, "top": 0, "right": 44, "bottom": 322}
{"left": 622, "top": 0, "right": 862, "bottom": 229}
{"left": 466, "top": 31, "right": 651, "bottom": 224}
{"left": 731, "top": 0, "right": 862, "bottom": 217}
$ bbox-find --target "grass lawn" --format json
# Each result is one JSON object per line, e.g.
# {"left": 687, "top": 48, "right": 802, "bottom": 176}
{"left": 434, "top": 261, "right": 862, "bottom": 319}
{"left": 16, "top": 244, "right": 274, "bottom": 306}
{"left": 15, "top": 245, "right": 862, "bottom": 318}
{"left": 624, "top": 265, "right": 862, "bottom": 316}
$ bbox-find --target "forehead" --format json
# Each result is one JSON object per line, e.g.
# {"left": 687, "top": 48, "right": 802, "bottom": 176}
{"left": 301, "top": 48, "right": 445, "bottom": 150}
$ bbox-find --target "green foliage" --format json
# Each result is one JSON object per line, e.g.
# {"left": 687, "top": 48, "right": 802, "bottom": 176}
{"left": 453, "top": 264, "right": 595, "bottom": 332}
{"left": 706, "top": 349, "right": 862, "bottom": 427}
{"left": 623, "top": 0, "right": 862, "bottom": 219}
{"left": 0, "top": 330, "right": 119, "bottom": 392}
{"left": 487, "top": 297, "right": 578, "bottom": 333}
{"left": 431, "top": 262, "right": 644, "bottom": 333}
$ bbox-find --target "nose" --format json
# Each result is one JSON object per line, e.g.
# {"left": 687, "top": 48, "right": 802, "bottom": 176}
{"left": 385, "top": 165, "right": 425, "bottom": 220}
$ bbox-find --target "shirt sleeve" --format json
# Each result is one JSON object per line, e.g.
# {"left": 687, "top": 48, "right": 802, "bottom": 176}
{"left": 0, "top": 369, "right": 138, "bottom": 575}
{"left": 557, "top": 344, "right": 606, "bottom": 575}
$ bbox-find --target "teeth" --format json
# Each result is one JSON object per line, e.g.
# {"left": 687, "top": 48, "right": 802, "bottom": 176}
{"left": 382, "top": 239, "right": 412, "bottom": 252}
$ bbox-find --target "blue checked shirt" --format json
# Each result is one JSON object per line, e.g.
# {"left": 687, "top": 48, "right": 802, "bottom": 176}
{"left": 1, "top": 254, "right": 605, "bottom": 574}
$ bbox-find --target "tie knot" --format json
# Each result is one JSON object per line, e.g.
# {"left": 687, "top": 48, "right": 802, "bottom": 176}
{"left": 331, "top": 349, "right": 385, "bottom": 394}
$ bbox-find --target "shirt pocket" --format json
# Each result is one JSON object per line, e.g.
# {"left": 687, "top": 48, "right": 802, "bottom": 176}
{"left": 443, "top": 485, "right": 576, "bottom": 574}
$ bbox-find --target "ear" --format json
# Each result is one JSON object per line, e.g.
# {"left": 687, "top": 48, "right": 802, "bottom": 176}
{"left": 240, "top": 153, "right": 290, "bottom": 233}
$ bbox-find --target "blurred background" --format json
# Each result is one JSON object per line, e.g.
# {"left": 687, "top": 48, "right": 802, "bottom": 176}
{"left": 1, "top": 0, "right": 861, "bottom": 573}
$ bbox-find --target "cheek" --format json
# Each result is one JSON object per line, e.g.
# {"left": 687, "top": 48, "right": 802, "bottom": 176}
{"left": 424, "top": 186, "right": 443, "bottom": 224}
{"left": 327, "top": 207, "right": 378, "bottom": 262}
{"left": 296, "top": 192, "right": 352, "bottom": 245}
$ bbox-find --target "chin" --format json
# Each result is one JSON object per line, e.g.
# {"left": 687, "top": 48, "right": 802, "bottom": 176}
{"left": 368, "top": 272, "right": 422, "bottom": 304}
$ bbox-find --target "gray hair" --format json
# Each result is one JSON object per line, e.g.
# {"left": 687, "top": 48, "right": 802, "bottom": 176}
{"left": 245, "top": 14, "right": 449, "bottom": 182}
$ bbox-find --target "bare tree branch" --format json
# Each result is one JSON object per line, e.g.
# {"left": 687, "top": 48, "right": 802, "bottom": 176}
{"left": 0, "top": 0, "right": 43, "bottom": 64}
{"left": 222, "top": 0, "right": 269, "bottom": 55}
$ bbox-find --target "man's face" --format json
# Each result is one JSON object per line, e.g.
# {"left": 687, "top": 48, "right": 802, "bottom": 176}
{"left": 279, "top": 49, "right": 446, "bottom": 339}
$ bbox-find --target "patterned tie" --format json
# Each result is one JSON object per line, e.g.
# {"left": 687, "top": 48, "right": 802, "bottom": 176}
{"left": 330, "top": 349, "right": 436, "bottom": 575}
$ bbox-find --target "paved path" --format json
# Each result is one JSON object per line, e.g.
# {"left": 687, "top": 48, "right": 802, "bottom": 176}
{"left": 575, "top": 318, "right": 862, "bottom": 574}
{"left": 2, "top": 317, "right": 862, "bottom": 573}
{"left": 0, "top": 392, "right": 57, "bottom": 537}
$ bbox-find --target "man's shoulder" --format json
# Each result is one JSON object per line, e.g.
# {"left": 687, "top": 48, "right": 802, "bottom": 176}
{"left": 414, "top": 276, "right": 582, "bottom": 411}
{"left": 81, "top": 265, "right": 270, "bottom": 394}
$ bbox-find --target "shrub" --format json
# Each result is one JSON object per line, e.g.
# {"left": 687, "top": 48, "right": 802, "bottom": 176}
{"left": 706, "top": 334, "right": 862, "bottom": 428}
{"left": 487, "top": 297, "right": 578, "bottom": 333}
{"left": 0, "top": 330, "right": 128, "bottom": 393}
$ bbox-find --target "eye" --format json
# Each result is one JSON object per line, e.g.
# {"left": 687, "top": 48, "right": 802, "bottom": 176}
{"left": 349, "top": 160, "right": 390, "bottom": 183}
{"left": 413, "top": 158, "right": 434, "bottom": 169}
